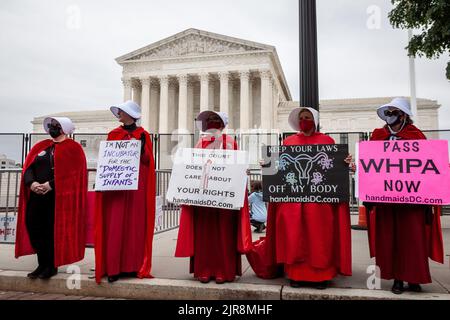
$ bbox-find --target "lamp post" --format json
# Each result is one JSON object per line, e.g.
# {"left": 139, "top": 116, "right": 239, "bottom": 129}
{"left": 299, "top": 0, "right": 319, "bottom": 112}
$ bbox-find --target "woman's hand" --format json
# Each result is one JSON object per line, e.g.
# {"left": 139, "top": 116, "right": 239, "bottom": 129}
{"left": 344, "top": 154, "right": 356, "bottom": 172}
{"left": 30, "top": 182, "right": 45, "bottom": 195}
{"left": 344, "top": 154, "right": 352, "bottom": 164}
{"left": 40, "top": 182, "right": 53, "bottom": 195}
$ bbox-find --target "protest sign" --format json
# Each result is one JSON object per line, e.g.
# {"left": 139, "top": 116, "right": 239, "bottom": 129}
{"left": 95, "top": 140, "right": 141, "bottom": 191}
{"left": 357, "top": 140, "right": 450, "bottom": 205}
{"left": 262, "top": 144, "right": 349, "bottom": 203}
{"left": 0, "top": 213, "right": 16, "bottom": 243}
{"left": 166, "top": 148, "right": 249, "bottom": 210}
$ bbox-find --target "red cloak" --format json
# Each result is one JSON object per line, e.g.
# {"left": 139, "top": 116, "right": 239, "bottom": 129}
{"left": 246, "top": 132, "right": 352, "bottom": 281}
{"left": 367, "top": 124, "right": 444, "bottom": 283}
{"left": 175, "top": 134, "right": 253, "bottom": 281}
{"left": 94, "top": 126, "right": 156, "bottom": 283}
{"left": 15, "top": 139, "right": 87, "bottom": 267}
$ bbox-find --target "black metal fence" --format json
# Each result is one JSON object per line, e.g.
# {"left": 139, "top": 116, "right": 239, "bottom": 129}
{"left": 0, "top": 168, "right": 183, "bottom": 243}
{"left": 2, "top": 130, "right": 448, "bottom": 169}
{"left": 1, "top": 129, "right": 449, "bottom": 242}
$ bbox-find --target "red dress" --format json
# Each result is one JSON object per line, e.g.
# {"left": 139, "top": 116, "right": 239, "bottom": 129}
{"left": 175, "top": 134, "right": 253, "bottom": 282}
{"left": 367, "top": 124, "right": 444, "bottom": 284}
{"left": 94, "top": 126, "right": 156, "bottom": 283}
{"left": 246, "top": 132, "right": 352, "bottom": 281}
{"left": 15, "top": 139, "right": 87, "bottom": 267}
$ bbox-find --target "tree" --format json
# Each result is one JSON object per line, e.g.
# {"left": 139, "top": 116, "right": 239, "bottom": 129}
{"left": 388, "top": 0, "right": 450, "bottom": 80}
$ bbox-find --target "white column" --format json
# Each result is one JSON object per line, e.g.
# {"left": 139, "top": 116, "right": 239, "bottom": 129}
{"left": 228, "top": 80, "right": 235, "bottom": 128}
{"left": 168, "top": 81, "right": 177, "bottom": 133}
{"left": 249, "top": 78, "right": 254, "bottom": 128}
{"left": 177, "top": 74, "right": 188, "bottom": 131}
{"left": 158, "top": 75, "right": 169, "bottom": 134}
{"left": 122, "top": 78, "right": 132, "bottom": 101}
{"left": 219, "top": 71, "right": 230, "bottom": 116}
{"left": 208, "top": 81, "right": 215, "bottom": 110}
{"left": 199, "top": 73, "right": 209, "bottom": 112}
{"left": 272, "top": 80, "right": 278, "bottom": 130}
{"left": 239, "top": 70, "right": 251, "bottom": 130}
{"left": 149, "top": 80, "right": 159, "bottom": 133}
{"left": 187, "top": 82, "right": 195, "bottom": 133}
{"left": 140, "top": 77, "right": 151, "bottom": 130}
{"left": 260, "top": 70, "right": 273, "bottom": 130}
{"left": 132, "top": 80, "right": 142, "bottom": 106}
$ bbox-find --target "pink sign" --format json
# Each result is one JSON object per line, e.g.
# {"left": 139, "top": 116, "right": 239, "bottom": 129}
{"left": 358, "top": 140, "right": 450, "bottom": 205}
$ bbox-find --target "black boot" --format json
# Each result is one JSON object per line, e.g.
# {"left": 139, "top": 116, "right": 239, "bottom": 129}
{"left": 407, "top": 283, "right": 422, "bottom": 292}
{"left": 38, "top": 267, "right": 58, "bottom": 279}
{"left": 391, "top": 280, "right": 404, "bottom": 294}
{"left": 290, "top": 280, "right": 301, "bottom": 288}
{"left": 108, "top": 274, "right": 120, "bottom": 283}
{"left": 315, "top": 281, "right": 328, "bottom": 290}
{"left": 119, "top": 272, "right": 137, "bottom": 278}
{"left": 27, "top": 265, "right": 45, "bottom": 279}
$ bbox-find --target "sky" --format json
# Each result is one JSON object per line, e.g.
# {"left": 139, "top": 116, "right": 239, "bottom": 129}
{"left": 0, "top": 0, "right": 449, "bottom": 134}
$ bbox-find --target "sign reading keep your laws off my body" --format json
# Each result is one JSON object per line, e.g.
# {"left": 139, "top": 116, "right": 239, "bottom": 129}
{"left": 166, "top": 148, "right": 249, "bottom": 210}
{"left": 357, "top": 140, "right": 450, "bottom": 205}
{"left": 262, "top": 144, "right": 350, "bottom": 203}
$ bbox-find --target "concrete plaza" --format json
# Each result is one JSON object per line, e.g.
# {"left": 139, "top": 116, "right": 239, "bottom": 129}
{"left": 0, "top": 216, "right": 449, "bottom": 300}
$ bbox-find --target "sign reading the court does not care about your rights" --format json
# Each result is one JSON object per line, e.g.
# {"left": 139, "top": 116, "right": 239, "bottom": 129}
{"left": 95, "top": 140, "right": 141, "bottom": 191}
{"left": 166, "top": 148, "right": 249, "bottom": 210}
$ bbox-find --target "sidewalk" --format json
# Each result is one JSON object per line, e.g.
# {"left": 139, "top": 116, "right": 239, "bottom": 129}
{"left": 0, "top": 216, "right": 449, "bottom": 300}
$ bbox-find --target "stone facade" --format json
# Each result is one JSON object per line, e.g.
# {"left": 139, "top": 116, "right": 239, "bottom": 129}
{"left": 278, "top": 97, "right": 441, "bottom": 133}
{"left": 31, "top": 28, "right": 444, "bottom": 165}
{"left": 116, "top": 28, "right": 290, "bottom": 133}
{"left": 32, "top": 29, "right": 441, "bottom": 135}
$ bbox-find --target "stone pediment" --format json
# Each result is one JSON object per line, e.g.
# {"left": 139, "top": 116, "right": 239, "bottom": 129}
{"left": 116, "top": 28, "right": 273, "bottom": 63}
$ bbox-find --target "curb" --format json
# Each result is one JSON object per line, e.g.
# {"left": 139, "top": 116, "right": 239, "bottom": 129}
{"left": 0, "top": 271, "right": 449, "bottom": 300}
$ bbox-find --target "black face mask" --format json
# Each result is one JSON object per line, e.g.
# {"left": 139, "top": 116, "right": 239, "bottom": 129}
{"left": 49, "top": 126, "right": 62, "bottom": 138}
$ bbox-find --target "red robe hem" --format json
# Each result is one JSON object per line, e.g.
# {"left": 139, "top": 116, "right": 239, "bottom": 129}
{"left": 94, "top": 126, "right": 156, "bottom": 283}
{"left": 246, "top": 132, "right": 352, "bottom": 280}
{"left": 15, "top": 139, "right": 87, "bottom": 267}
{"left": 174, "top": 135, "right": 253, "bottom": 260}
{"left": 367, "top": 124, "right": 444, "bottom": 265}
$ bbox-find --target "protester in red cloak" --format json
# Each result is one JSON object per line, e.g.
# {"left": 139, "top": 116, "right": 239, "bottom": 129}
{"left": 94, "top": 101, "right": 156, "bottom": 283}
{"left": 365, "top": 97, "right": 444, "bottom": 294}
{"left": 246, "top": 107, "right": 352, "bottom": 289}
{"left": 15, "top": 117, "right": 87, "bottom": 279}
{"left": 175, "top": 111, "right": 253, "bottom": 284}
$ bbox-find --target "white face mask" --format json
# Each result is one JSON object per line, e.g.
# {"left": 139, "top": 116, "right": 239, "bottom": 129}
{"left": 386, "top": 115, "right": 400, "bottom": 126}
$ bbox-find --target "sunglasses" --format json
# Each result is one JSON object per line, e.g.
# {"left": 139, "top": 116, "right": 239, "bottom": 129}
{"left": 383, "top": 110, "right": 402, "bottom": 117}
{"left": 47, "top": 124, "right": 62, "bottom": 129}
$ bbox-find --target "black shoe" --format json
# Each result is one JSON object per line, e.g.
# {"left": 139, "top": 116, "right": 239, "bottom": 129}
{"left": 290, "top": 280, "right": 301, "bottom": 288}
{"left": 27, "top": 265, "right": 45, "bottom": 279}
{"left": 315, "top": 281, "right": 328, "bottom": 290}
{"left": 119, "top": 272, "right": 137, "bottom": 278}
{"left": 38, "top": 267, "right": 58, "bottom": 279}
{"left": 407, "top": 283, "right": 422, "bottom": 292}
{"left": 391, "top": 280, "right": 404, "bottom": 294}
{"left": 108, "top": 275, "right": 120, "bottom": 283}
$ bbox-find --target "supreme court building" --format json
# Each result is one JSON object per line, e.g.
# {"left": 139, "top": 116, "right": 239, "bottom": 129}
{"left": 116, "top": 28, "right": 290, "bottom": 134}
{"left": 32, "top": 29, "right": 441, "bottom": 168}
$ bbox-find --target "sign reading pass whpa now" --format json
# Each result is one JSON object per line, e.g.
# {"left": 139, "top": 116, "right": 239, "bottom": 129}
{"left": 357, "top": 140, "right": 450, "bottom": 205}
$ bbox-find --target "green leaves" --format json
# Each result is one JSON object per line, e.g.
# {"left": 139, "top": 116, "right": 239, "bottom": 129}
{"left": 389, "top": 0, "right": 450, "bottom": 80}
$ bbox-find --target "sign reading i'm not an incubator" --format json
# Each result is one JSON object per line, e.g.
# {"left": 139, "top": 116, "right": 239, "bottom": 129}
{"left": 95, "top": 140, "right": 141, "bottom": 191}
{"left": 166, "top": 148, "right": 249, "bottom": 210}
{"left": 262, "top": 144, "right": 350, "bottom": 203}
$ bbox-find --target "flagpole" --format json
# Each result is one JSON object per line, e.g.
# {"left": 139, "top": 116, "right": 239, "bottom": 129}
{"left": 408, "top": 29, "right": 418, "bottom": 125}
